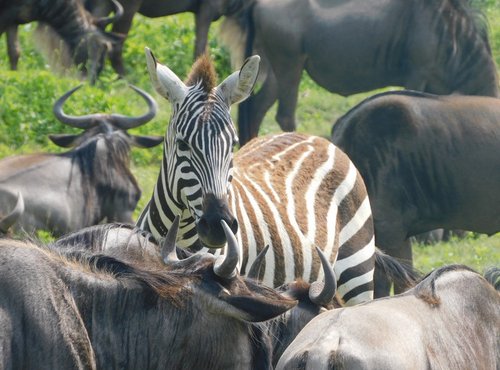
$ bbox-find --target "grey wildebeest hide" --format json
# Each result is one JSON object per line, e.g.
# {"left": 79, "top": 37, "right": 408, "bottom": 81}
{"left": 0, "top": 221, "right": 297, "bottom": 370}
{"left": 83, "top": 0, "right": 244, "bottom": 76}
{"left": 331, "top": 90, "right": 500, "bottom": 295}
{"left": 0, "top": 85, "right": 162, "bottom": 237}
{"left": 220, "top": 0, "right": 500, "bottom": 145}
{"left": 0, "top": 0, "right": 123, "bottom": 83}
{"left": 52, "top": 217, "right": 339, "bottom": 368}
{"left": 277, "top": 264, "right": 500, "bottom": 370}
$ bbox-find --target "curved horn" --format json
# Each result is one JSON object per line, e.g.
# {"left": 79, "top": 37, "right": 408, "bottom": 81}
{"left": 214, "top": 220, "right": 240, "bottom": 279}
{"left": 246, "top": 245, "right": 269, "bottom": 280}
{"left": 95, "top": 0, "right": 124, "bottom": 28}
{"left": 110, "top": 85, "right": 158, "bottom": 129}
{"left": 53, "top": 85, "right": 100, "bottom": 129}
{"left": 0, "top": 192, "right": 24, "bottom": 234}
{"left": 161, "top": 215, "right": 180, "bottom": 263}
{"left": 309, "top": 247, "right": 337, "bottom": 306}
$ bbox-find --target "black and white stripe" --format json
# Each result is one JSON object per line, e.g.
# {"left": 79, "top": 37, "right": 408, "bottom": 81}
{"left": 138, "top": 51, "right": 375, "bottom": 305}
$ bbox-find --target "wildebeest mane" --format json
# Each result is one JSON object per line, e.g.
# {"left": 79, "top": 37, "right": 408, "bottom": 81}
{"left": 422, "top": 0, "right": 491, "bottom": 86}
{"left": 64, "top": 133, "right": 136, "bottom": 224}
{"left": 86, "top": 253, "right": 193, "bottom": 303}
{"left": 53, "top": 242, "right": 196, "bottom": 305}
{"left": 413, "top": 264, "right": 476, "bottom": 306}
{"left": 185, "top": 54, "right": 218, "bottom": 93}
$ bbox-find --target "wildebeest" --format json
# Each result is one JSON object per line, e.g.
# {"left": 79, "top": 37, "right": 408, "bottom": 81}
{"left": 331, "top": 90, "right": 500, "bottom": 295}
{"left": 0, "top": 84, "right": 162, "bottom": 237}
{"left": 82, "top": 0, "right": 243, "bottom": 76}
{"left": 0, "top": 193, "right": 24, "bottom": 236}
{"left": 220, "top": 0, "right": 500, "bottom": 144}
{"left": 277, "top": 264, "right": 500, "bottom": 370}
{"left": 52, "top": 215, "right": 339, "bottom": 367}
{"left": 1, "top": 0, "right": 124, "bottom": 83}
{"left": 0, "top": 219, "right": 297, "bottom": 370}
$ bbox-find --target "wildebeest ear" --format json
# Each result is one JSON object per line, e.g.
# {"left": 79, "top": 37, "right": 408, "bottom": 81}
{"left": 216, "top": 55, "right": 260, "bottom": 106}
{"left": 48, "top": 133, "right": 80, "bottom": 148}
{"left": 130, "top": 135, "right": 164, "bottom": 148}
{"left": 145, "top": 47, "right": 188, "bottom": 105}
{"left": 219, "top": 291, "right": 297, "bottom": 322}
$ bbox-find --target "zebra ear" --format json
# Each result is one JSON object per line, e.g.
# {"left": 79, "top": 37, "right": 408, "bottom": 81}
{"left": 216, "top": 55, "right": 260, "bottom": 106}
{"left": 145, "top": 47, "right": 188, "bottom": 105}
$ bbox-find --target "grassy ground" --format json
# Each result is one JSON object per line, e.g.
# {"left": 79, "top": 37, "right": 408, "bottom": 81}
{"left": 0, "top": 5, "right": 499, "bottom": 275}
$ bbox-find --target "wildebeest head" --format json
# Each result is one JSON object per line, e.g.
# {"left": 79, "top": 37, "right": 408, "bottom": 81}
{"left": 248, "top": 245, "right": 338, "bottom": 365}
{"left": 72, "top": 0, "right": 125, "bottom": 84}
{"left": 158, "top": 216, "right": 298, "bottom": 326}
{"left": 145, "top": 47, "right": 260, "bottom": 248}
{"left": 51, "top": 84, "right": 163, "bottom": 224}
{"left": 0, "top": 193, "right": 24, "bottom": 236}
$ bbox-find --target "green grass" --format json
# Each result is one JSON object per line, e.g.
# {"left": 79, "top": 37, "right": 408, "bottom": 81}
{"left": 0, "top": 7, "right": 499, "bottom": 275}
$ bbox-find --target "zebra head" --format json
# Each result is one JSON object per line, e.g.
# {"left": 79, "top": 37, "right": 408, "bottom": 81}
{"left": 145, "top": 48, "right": 260, "bottom": 248}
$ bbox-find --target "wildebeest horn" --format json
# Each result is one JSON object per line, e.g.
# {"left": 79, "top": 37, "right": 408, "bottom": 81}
{"left": 214, "top": 220, "right": 239, "bottom": 279}
{"left": 160, "top": 215, "right": 180, "bottom": 263}
{"left": 94, "top": 0, "right": 124, "bottom": 28}
{"left": 0, "top": 192, "right": 24, "bottom": 234}
{"left": 110, "top": 85, "right": 157, "bottom": 129}
{"left": 53, "top": 85, "right": 100, "bottom": 129}
{"left": 309, "top": 247, "right": 337, "bottom": 306}
{"left": 246, "top": 245, "right": 269, "bottom": 280}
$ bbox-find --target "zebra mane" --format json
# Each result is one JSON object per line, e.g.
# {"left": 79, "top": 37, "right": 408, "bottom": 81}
{"left": 185, "top": 54, "right": 218, "bottom": 93}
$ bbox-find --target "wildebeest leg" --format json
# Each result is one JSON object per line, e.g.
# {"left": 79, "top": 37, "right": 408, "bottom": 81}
{"left": 274, "top": 57, "right": 305, "bottom": 132}
{"left": 238, "top": 71, "right": 278, "bottom": 145}
{"left": 194, "top": 4, "right": 216, "bottom": 58}
{"left": 6, "top": 26, "right": 20, "bottom": 70}
{"left": 107, "top": 2, "right": 141, "bottom": 77}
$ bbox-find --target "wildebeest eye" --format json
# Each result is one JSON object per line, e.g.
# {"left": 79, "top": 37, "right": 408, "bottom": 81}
{"left": 177, "top": 139, "right": 190, "bottom": 151}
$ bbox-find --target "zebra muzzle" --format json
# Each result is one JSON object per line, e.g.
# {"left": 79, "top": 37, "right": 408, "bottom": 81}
{"left": 197, "top": 193, "right": 238, "bottom": 248}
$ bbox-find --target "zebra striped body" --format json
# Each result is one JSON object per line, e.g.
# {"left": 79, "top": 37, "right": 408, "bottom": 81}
{"left": 138, "top": 50, "right": 375, "bottom": 305}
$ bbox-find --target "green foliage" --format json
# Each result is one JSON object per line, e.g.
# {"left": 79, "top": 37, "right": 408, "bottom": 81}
{"left": 414, "top": 233, "right": 500, "bottom": 274}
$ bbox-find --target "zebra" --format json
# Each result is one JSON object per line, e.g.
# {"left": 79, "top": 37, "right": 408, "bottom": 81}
{"left": 137, "top": 48, "right": 376, "bottom": 305}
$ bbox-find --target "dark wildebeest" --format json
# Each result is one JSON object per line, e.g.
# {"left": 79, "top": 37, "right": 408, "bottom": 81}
{"left": 220, "top": 0, "right": 500, "bottom": 145}
{"left": 277, "top": 264, "right": 500, "bottom": 370}
{"left": 0, "top": 85, "right": 162, "bottom": 237}
{"left": 82, "top": 0, "right": 242, "bottom": 76}
{"left": 331, "top": 90, "right": 500, "bottom": 295}
{"left": 1, "top": 0, "right": 123, "bottom": 83}
{"left": 0, "top": 220, "right": 297, "bottom": 370}
{"left": 0, "top": 193, "right": 24, "bottom": 236}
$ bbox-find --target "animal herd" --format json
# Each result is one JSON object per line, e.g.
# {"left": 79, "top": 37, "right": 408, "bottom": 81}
{"left": 0, "top": 0, "right": 499, "bottom": 368}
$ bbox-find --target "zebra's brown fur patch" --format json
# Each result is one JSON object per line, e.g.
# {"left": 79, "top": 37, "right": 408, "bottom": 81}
{"left": 185, "top": 54, "right": 218, "bottom": 93}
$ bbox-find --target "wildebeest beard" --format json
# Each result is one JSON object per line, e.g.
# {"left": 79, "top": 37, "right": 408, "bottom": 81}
{"left": 67, "top": 134, "right": 136, "bottom": 226}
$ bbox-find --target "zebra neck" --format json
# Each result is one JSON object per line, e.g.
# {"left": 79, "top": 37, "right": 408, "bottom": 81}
{"left": 138, "top": 173, "right": 200, "bottom": 249}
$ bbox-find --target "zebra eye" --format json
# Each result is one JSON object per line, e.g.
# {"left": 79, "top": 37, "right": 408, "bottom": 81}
{"left": 177, "top": 139, "right": 190, "bottom": 151}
